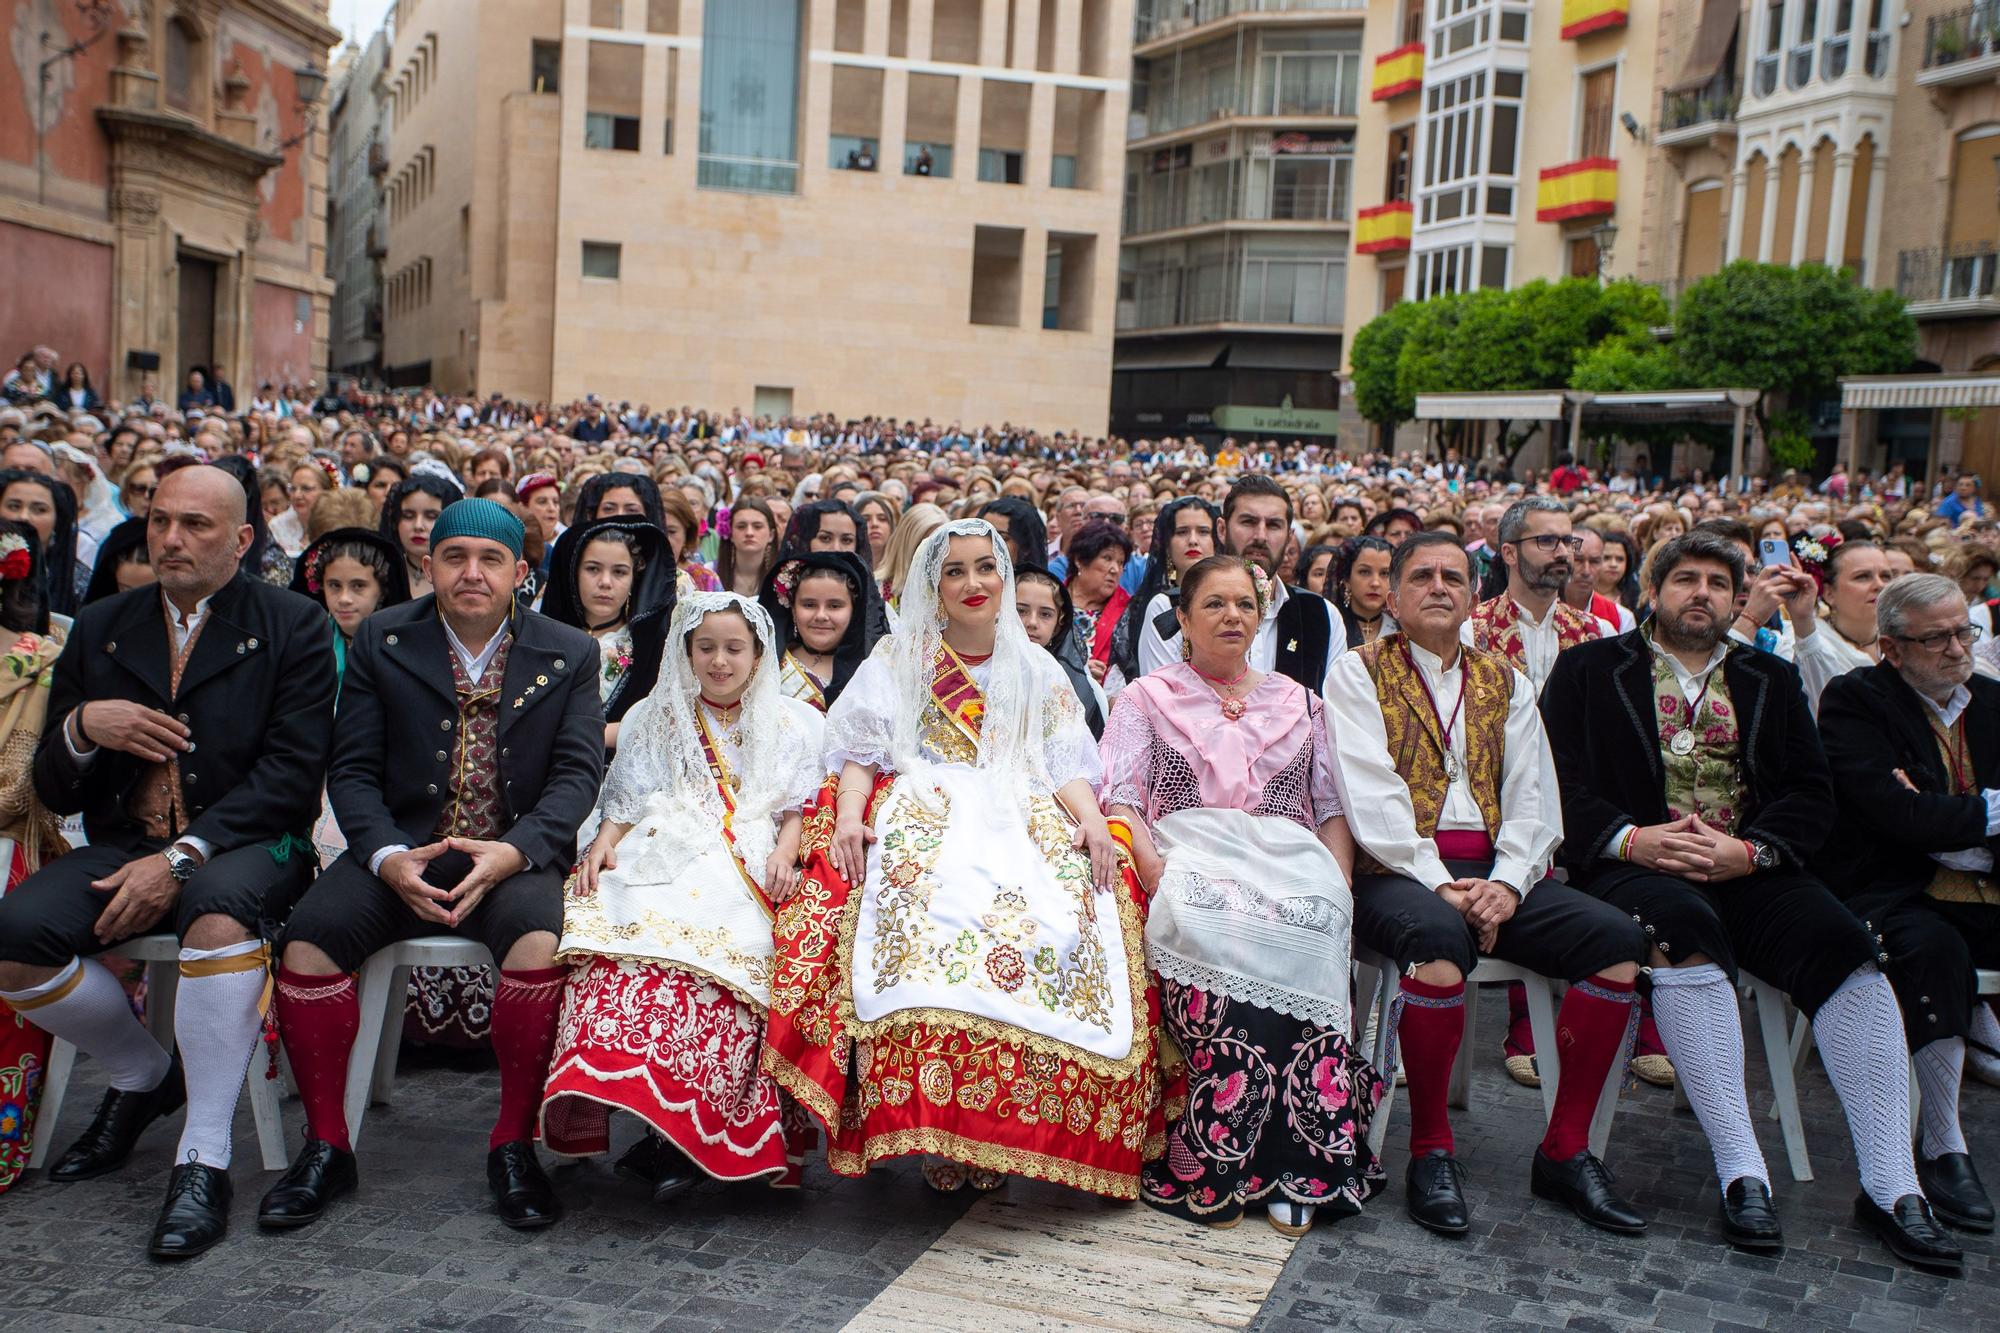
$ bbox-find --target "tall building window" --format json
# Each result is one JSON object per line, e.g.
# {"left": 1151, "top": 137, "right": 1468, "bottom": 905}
{"left": 698, "top": 0, "right": 803, "bottom": 194}
{"left": 532, "top": 40, "right": 561, "bottom": 94}
{"left": 165, "top": 17, "right": 200, "bottom": 116}
{"left": 1577, "top": 66, "right": 1615, "bottom": 159}
{"left": 581, "top": 241, "right": 623, "bottom": 279}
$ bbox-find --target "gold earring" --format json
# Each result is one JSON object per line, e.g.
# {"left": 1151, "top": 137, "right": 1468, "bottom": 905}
{"left": 1180, "top": 637, "right": 1192, "bottom": 661}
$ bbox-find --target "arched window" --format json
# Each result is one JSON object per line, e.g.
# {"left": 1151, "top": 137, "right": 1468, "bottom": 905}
{"left": 164, "top": 15, "right": 203, "bottom": 116}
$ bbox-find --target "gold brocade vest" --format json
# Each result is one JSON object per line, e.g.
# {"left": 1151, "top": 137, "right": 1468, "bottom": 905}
{"left": 1925, "top": 712, "right": 2000, "bottom": 905}
{"left": 1356, "top": 636, "right": 1509, "bottom": 873}
{"left": 433, "top": 635, "right": 512, "bottom": 842}
{"left": 1654, "top": 651, "right": 1745, "bottom": 835}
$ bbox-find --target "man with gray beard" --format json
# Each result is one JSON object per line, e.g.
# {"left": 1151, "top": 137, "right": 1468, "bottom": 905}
{"left": 1544, "top": 531, "right": 1962, "bottom": 1273}
{"left": 1818, "top": 572, "right": 1999, "bottom": 1235}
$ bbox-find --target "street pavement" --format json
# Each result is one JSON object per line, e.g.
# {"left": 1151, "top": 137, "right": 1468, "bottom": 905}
{"left": 0, "top": 993, "right": 1993, "bottom": 1332}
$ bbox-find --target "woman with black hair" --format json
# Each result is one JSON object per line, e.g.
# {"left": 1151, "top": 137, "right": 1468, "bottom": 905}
{"left": 978, "top": 496, "right": 1048, "bottom": 574}
{"left": 1294, "top": 543, "right": 1339, "bottom": 598}
{"left": 776, "top": 498, "right": 871, "bottom": 568}
{"left": 1364, "top": 506, "right": 1424, "bottom": 546}
{"left": 1112, "top": 497, "right": 1219, "bottom": 684}
{"left": 542, "top": 517, "right": 678, "bottom": 750}
{"left": 1065, "top": 519, "right": 1134, "bottom": 678}
{"left": 1015, "top": 567, "right": 1105, "bottom": 737}
{"left": 203, "top": 453, "right": 293, "bottom": 587}
{"left": 0, "top": 469, "right": 83, "bottom": 619}
{"left": 82, "top": 516, "right": 152, "bottom": 605}
{"left": 289, "top": 527, "right": 413, "bottom": 680}
{"left": 759, "top": 550, "right": 886, "bottom": 711}
{"left": 377, "top": 471, "right": 464, "bottom": 599}
{"left": 1596, "top": 528, "right": 1643, "bottom": 616}
{"left": 1332, "top": 536, "right": 1395, "bottom": 648}
{"left": 572, "top": 472, "right": 665, "bottom": 530}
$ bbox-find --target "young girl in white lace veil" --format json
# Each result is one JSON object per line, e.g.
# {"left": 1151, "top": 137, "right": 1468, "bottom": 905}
{"left": 764, "top": 520, "right": 1168, "bottom": 1198}
{"left": 541, "top": 593, "right": 824, "bottom": 1200}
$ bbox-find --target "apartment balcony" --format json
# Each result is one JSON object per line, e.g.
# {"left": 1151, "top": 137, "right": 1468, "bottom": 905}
{"left": 1656, "top": 72, "right": 1738, "bottom": 150}
{"left": 1898, "top": 245, "right": 2000, "bottom": 319}
{"left": 1370, "top": 43, "right": 1422, "bottom": 101}
{"left": 1125, "top": 154, "right": 1352, "bottom": 240}
{"left": 1118, "top": 251, "right": 1346, "bottom": 333}
{"left": 1560, "top": 0, "right": 1627, "bottom": 41}
{"left": 1917, "top": 4, "right": 2000, "bottom": 89}
{"left": 1134, "top": 0, "right": 1364, "bottom": 56}
{"left": 1129, "top": 55, "right": 1361, "bottom": 146}
{"left": 1536, "top": 158, "right": 1617, "bottom": 224}
{"left": 367, "top": 138, "right": 388, "bottom": 177}
{"left": 1355, "top": 201, "right": 1412, "bottom": 254}
{"left": 365, "top": 222, "right": 387, "bottom": 258}
{"left": 1750, "top": 28, "right": 1890, "bottom": 98}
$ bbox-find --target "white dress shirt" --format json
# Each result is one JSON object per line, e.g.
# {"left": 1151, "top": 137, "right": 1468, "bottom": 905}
{"left": 1136, "top": 579, "right": 1347, "bottom": 696}
{"left": 1916, "top": 683, "right": 2000, "bottom": 874}
{"left": 1326, "top": 638, "right": 1563, "bottom": 895}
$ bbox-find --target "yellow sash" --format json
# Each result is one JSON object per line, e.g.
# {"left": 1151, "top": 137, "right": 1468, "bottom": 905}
{"left": 695, "top": 707, "right": 777, "bottom": 920}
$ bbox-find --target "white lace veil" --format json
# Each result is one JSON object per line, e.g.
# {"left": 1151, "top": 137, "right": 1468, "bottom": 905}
{"left": 600, "top": 591, "right": 792, "bottom": 873}
{"left": 886, "top": 519, "right": 1052, "bottom": 791}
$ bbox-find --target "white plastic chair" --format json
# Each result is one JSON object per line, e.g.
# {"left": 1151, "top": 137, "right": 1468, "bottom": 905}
{"left": 29, "top": 933, "right": 289, "bottom": 1172}
{"left": 341, "top": 936, "right": 493, "bottom": 1149}
{"left": 1673, "top": 971, "right": 1813, "bottom": 1181}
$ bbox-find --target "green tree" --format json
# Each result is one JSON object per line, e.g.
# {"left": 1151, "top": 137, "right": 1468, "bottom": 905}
{"left": 1347, "top": 297, "right": 1427, "bottom": 437}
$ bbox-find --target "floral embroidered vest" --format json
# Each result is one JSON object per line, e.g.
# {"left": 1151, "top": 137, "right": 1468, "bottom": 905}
{"left": 1466, "top": 595, "right": 1600, "bottom": 674}
{"left": 433, "top": 634, "right": 512, "bottom": 841}
{"left": 1924, "top": 713, "right": 2000, "bottom": 905}
{"left": 1653, "top": 650, "right": 1744, "bottom": 835}
{"left": 1356, "top": 635, "right": 1510, "bottom": 872}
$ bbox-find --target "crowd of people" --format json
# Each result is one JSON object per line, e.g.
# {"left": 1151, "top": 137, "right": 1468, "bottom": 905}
{"left": 0, "top": 364, "right": 1993, "bottom": 1284}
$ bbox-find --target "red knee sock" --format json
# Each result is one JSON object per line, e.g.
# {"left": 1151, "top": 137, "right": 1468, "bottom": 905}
{"left": 489, "top": 966, "right": 567, "bottom": 1151}
{"left": 1505, "top": 981, "right": 1535, "bottom": 1058}
{"left": 275, "top": 967, "right": 360, "bottom": 1153}
{"left": 1539, "top": 973, "right": 1638, "bottom": 1163}
{"left": 1396, "top": 975, "right": 1466, "bottom": 1157}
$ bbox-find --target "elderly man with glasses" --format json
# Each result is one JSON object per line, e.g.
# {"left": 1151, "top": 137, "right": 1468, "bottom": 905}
{"left": 1818, "top": 572, "right": 2000, "bottom": 1236}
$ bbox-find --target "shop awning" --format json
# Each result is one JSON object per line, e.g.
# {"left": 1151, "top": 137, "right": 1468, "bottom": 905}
{"left": 1223, "top": 339, "right": 1338, "bottom": 372}
{"left": 1113, "top": 338, "right": 1228, "bottom": 372}
{"left": 1666, "top": 0, "right": 1740, "bottom": 94}
{"left": 1414, "top": 391, "right": 1572, "bottom": 421}
{"left": 1840, "top": 373, "right": 2000, "bottom": 410}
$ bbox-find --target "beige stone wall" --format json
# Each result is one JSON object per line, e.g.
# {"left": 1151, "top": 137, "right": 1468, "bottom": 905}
{"left": 1630, "top": 0, "right": 1738, "bottom": 291}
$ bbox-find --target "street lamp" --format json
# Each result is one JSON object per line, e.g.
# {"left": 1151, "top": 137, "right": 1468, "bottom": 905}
{"left": 272, "top": 61, "right": 327, "bottom": 153}
{"left": 1589, "top": 218, "right": 1619, "bottom": 280}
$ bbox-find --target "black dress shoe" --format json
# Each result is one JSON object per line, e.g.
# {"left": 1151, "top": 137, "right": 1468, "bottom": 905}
{"left": 614, "top": 1134, "right": 666, "bottom": 1187}
{"left": 50, "top": 1056, "right": 186, "bottom": 1182}
{"left": 148, "top": 1161, "right": 231, "bottom": 1261}
{"left": 1720, "top": 1176, "right": 1784, "bottom": 1251}
{"left": 487, "top": 1141, "right": 561, "bottom": 1230}
{"left": 257, "top": 1138, "right": 358, "bottom": 1229}
{"left": 1854, "top": 1193, "right": 1964, "bottom": 1274}
{"left": 1405, "top": 1149, "right": 1471, "bottom": 1236}
{"left": 1918, "top": 1152, "right": 1996, "bottom": 1233}
{"left": 650, "top": 1140, "right": 700, "bottom": 1206}
{"left": 1531, "top": 1148, "right": 1647, "bottom": 1235}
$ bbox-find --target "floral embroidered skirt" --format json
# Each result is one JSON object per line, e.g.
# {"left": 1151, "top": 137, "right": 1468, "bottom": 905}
{"left": 541, "top": 957, "right": 812, "bottom": 1186}
{"left": 762, "top": 775, "right": 1175, "bottom": 1200}
{"left": 1141, "top": 980, "right": 1385, "bottom": 1226}
{"left": 404, "top": 966, "right": 494, "bottom": 1048}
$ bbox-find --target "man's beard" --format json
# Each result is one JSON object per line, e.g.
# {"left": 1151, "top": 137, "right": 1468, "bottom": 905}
{"left": 1521, "top": 552, "right": 1569, "bottom": 596}
{"left": 1230, "top": 540, "right": 1280, "bottom": 579}
{"left": 1656, "top": 602, "right": 1728, "bottom": 652}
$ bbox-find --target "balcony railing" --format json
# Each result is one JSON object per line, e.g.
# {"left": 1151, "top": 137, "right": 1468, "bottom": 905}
{"left": 1139, "top": 54, "right": 1360, "bottom": 139}
{"left": 1898, "top": 244, "right": 2000, "bottom": 309}
{"left": 1120, "top": 251, "right": 1345, "bottom": 330}
{"left": 1657, "top": 71, "right": 1738, "bottom": 142}
{"left": 1128, "top": 158, "right": 1353, "bottom": 235}
{"left": 1135, "top": 0, "right": 1364, "bottom": 47}
{"left": 1924, "top": 4, "right": 2000, "bottom": 68}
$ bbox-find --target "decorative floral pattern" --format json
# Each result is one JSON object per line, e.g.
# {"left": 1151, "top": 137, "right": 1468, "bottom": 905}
{"left": 1140, "top": 980, "right": 1384, "bottom": 1225}
{"left": 1466, "top": 595, "right": 1601, "bottom": 673}
{"left": 598, "top": 627, "right": 635, "bottom": 703}
{"left": 1653, "top": 654, "right": 1743, "bottom": 833}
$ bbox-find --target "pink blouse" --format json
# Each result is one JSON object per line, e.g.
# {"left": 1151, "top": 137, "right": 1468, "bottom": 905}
{"left": 1099, "top": 663, "right": 1341, "bottom": 831}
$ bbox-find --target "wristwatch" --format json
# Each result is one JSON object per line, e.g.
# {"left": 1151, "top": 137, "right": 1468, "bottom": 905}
{"left": 162, "top": 844, "right": 201, "bottom": 883}
{"left": 1744, "top": 840, "right": 1779, "bottom": 871}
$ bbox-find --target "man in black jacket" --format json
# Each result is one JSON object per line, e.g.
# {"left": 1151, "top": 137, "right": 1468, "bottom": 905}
{"left": 1818, "top": 572, "right": 1998, "bottom": 1233}
{"left": 0, "top": 467, "right": 336, "bottom": 1260}
{"left": 1544, "top": 531, "right": 1960, "bottom": 1273}
{"left": 260, "top": 499, "right": 601, "bottom": 1235}
{"left": 1205, "top": 475, "right": 1345, "bottom": 694}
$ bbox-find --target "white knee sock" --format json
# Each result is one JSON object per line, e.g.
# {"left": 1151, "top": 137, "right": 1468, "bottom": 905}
{"left": 172, "top": 940, "right": 270, "bottom": 1169}
{"left": 1647, "top": 963, "right": 1769, "bottom": 1194}
{"left": 1913, "top": 1037, "right": 1968, "bottom": 1159}
{"left": 1811, "top": 966, "right": 1923, "bottom": 1211}
{"left": 1970, "top": 1005, "right": 2000, "bottom": 1080}
{"left": 0, "top": 958, "right": 169, "bottom": 1092}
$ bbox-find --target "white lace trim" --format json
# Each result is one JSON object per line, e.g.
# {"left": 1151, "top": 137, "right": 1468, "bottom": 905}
{"left": 1145, "top": 947, "right": 1350, "bottom": 1034}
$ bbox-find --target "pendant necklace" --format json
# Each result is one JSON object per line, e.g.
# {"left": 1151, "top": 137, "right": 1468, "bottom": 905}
{"left": 1667, "top": 668, "right": 1717, "bottom": 757}
{"left": 1193, "top": 663, "right": 1252, "bottom": 721}
{"left": 1401, "top": 640, "right": 1468, "bottom": 783}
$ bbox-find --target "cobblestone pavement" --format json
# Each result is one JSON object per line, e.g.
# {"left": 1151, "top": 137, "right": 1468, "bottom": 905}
{"left": 0, "top": 996, "right": 1993, "bottom": 1332}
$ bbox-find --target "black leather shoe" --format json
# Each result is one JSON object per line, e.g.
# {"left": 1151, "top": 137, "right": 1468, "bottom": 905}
{"left": 148, "top": 1161, "right": 231, "bottom": 1260}
{"left": 1854, "top": 1193, "right": 1963, "bottom": 1273}
{"left": 1918, "top": 1153, "right": 1995, "bottom": 1233}
{"left": 1405, "top": 1150, "right": 1471, "bottom": 1236}
{"left": 614, "top": 1134, "right": 665, "bottom": 1187}
{"left": 257, "top": 1138, "right": 358, "bottom": 1230}
{"left": 50, "top": 1055, "right": 186, "bottom": 1182}
{"left": 1720, "top": 1176, "right": 1784, "bottom": 1251}
{"left": 1531, "top": 1148, "right": 1647, "bottom": 1235}
{"left": 487, "top": 1141, "right": 560, "bottom": 1230}
{"left": 650, "top": 1140, "right": 700, "bottom": 1206}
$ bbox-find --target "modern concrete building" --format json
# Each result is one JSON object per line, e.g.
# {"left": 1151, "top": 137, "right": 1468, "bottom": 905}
{"left": 374, "top": 0, "right": 1129, "bottom": 435}
{"left": 326, "top": 27, "right": 390, "bottom": 381}
{"left": 1111, "top": 0, "right": 1365, "bottom": 443}
{"left": 0, "top": 0, "right": 340, "bottom": 401}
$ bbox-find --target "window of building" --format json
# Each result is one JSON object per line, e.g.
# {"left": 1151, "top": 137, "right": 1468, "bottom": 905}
{"left": 932, "top": 0, "right": 981, "bottom": 64}
{"left": 1381, "top": 263, "right": 1406, "bottom": 310}
{"left": 1577, "top": 66, "right": 1615, "bottom": 159}
{"left": 697, "top": 0, "right": 803, "bottom": 194}
{"left": 1258, "top": 29, "right": 1360, "bottom": 118}
{"left": 590, "top": 0, "right": 623, "bottom": 26}
{"left": 978, "top": 80, "right": 1030, "bottom": 185}
{"left": 582, "top": 241, "right": 622, "bottom": 279}
{"left": 834, "top": 0, "right": 866, "bottom": 54}
{"left": 586, "top": 41, "right": 644, "bottom": 151}
{"left": 663, "top": 49, "right": 678, "bottom": 153}
{"left": 164, "top": 17, "right": 200, "bottom": 116}
{"left": 905, "top": 73, "right": 957, "bottom": 177}
{"left": 459, "top": 205, "right": 471, "bottom": 274}
{"left": 1386, "top": 126, "right": 1413, "bottom": 202}
{"left": 1419, "top": 68, "right": 1522, "bottom": 225}
{"left": 1240, "top": 234, "right": 1345, "bottom": 325}
{"left": 1413, "top": 242, "right": 1504, "bottom": 299}
{"left": 585, "top": 113, "right": 641, "bottom": 150}
{"left": 1567, "top": 234, "right": 1600, "bottom": 277}
{"left": 1790, "top": 0, "right": 1817, "bottom": 88}
{"left": 970, "top": 225, "right": 1025, "bottom": 326}
{"left": 647, "top": 0, "right": 678, "bottom": 33}
{"left": 1400, "top": 0, "right": 1423, "bottom": 47}
{"left": 830, "top": 64, "right": 884, "bottom": 169}
{"left": 1043, "top": 234, "right": 1097, "bottom": 331}
{"left": 1051, "top": 86, "right": 1102, "bottom": 190}
{"left": 532, "top": 39, "right": 561, "bottom": 94}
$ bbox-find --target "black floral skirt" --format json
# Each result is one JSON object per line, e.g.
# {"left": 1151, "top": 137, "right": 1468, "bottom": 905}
{"left": 1141, "top": 979, "right": 1385, "bottom": 1226}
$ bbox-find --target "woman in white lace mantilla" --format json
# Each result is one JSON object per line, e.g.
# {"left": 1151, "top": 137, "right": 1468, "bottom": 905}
{"left": 763, "top": 520, "right": 1167, "bottom": 1199}
{"left": 1102, "top": 556, "right": 1383, "bottom": 1236}
{"left": 541, "top": 593, "right": 823, "bottom": 1197}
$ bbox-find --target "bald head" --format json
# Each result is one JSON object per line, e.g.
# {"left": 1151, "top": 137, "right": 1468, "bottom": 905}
{"left": 159, "top": 464, "right": 249, "bottom": 527}
{"left": 150, "top": 466, "right": 252, "bottom": 604}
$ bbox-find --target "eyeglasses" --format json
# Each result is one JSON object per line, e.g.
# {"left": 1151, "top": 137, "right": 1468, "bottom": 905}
{"left": 1893, "top": 624, "right": 1984, "bottom": 652}
{"left": 1513, "top": 535, "right": 1585, "bottom": 554}
{"left": 1086, "top": 512, "right": 1126, "bottom": 527}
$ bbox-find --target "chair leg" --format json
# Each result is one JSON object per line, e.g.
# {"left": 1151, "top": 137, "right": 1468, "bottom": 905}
{"left": 1448, "top": 980, "right": 1479, "bottom": 1111}
{"left": 1587, "top": 1008, "right": 1626, "bottom": 1162}
{"left": 245, "top": 1058, "right": 289, "bottom": 1171}
{"left": 1771, "top": 1007, "right": 1813, "bottom": 1123}
{"left": 370, "top": 966, "right": 413, "bottom": 1105}
{"left": 1524, "top": 980, "right": 1561, "bottom": 1128}
{"left": 1753, "top": 983, "right": 1814, "bottom": 1183}
{"left": 342, "top": 957, "right": 399, "bottom": 1151}
{"left": 1364, "top": 966, "right": 1400, "bottom": 1159}
{"left": 144, "top": 958, "right": 178, "bottom": 1048}
{"left": 27, "top": 1039, "right": 78, "bottom": 1171}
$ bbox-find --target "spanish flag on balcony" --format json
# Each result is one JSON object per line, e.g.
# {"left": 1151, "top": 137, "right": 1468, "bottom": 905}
{"left": 1536, "top": 158, "right": 1618, "bottom": 222}
{"left": 1560, "top": 0, "right": 1628, "bottom": 39}
{"left": 1356, "top": 202, "right": 1413, "bottom": 254}
{"left": 1371, "top": 43, "right": 1424, "bottom": 101}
